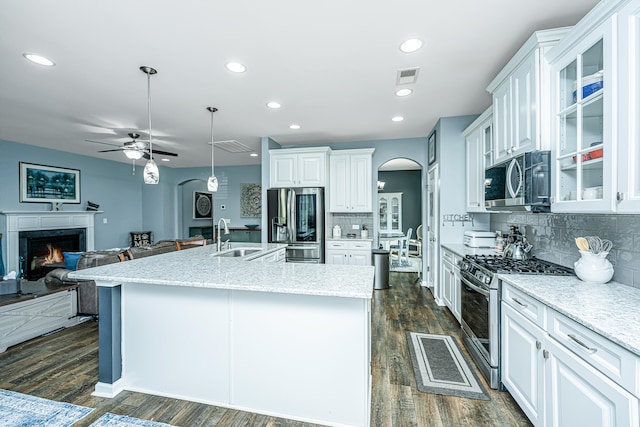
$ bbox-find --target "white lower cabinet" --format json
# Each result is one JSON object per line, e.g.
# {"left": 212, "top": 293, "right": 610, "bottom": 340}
{"left": 501, "top": 282, "right": 640, "bottom": 427}
{"left": 501, "top": 302, "right": 546, "bottom": 425}
{"left": 440, "top": 248, "right": 461, "bottom": 322}
{"left": 326, "top": 240, "right": 371, "bottom": 266}
{"left": 0, "top": 289, "right": 78, "bottom": 353}
{"left": 544, "top": 335, "right": 638, "bottom": 427}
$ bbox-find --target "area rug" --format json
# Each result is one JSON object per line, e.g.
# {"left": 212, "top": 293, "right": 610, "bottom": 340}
{"left": 90, "top": 413, "right": 176, "bottom": 427}
{"left": 406, "top": 332, "right": 490, "bottom": 400}
{"left": 390, "top": 257, "right": 421, "bottom": 272}
{"left": 0, "top": 389, "right": 93, "bottom": 426}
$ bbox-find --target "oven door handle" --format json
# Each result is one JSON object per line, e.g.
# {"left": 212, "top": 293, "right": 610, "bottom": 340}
{"left": 460, "top": 275, "right": 490, "bottom": 298}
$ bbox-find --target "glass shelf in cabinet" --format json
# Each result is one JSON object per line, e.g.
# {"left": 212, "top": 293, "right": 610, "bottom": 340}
{"left": 559, "top": 156, "right": 603, "bottom": 171}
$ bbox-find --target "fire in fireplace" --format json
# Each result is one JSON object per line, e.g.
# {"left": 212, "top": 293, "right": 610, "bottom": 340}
{"left": 19, "top": 228, "right": 86, "bottom": 280}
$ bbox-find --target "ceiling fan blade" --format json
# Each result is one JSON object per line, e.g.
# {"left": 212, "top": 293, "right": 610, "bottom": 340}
{"left": 143, "top": 152, "right": 151, "bottom": 160}
{"left": 98, "top": 148, "right": 126, "bottom": 153}
{"left": 85, "top": 139, "right": 121, "bottom": 147}
{"left": 149, "top": 149, "right": 178, "bottom": 157}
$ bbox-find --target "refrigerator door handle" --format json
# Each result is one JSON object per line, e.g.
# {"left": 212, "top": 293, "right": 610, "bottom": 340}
{"left": 287, "top": 189, "right": 296, "bottom": 243}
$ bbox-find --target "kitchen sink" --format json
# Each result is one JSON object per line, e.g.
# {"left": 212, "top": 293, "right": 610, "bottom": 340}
{"left": 214, "top": 248, "right": 262, "bottom": 258}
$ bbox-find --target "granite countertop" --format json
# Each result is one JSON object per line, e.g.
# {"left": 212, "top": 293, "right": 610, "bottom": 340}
{"left": 441, "top": 243, "right": 498, "bottom": 258}
{"left": 69, "top": 243, "right": 374, "bottom": 300}
{"left": 0, "top": 280, "right": 79, "bottom": 307}
{"left": 500, "top": 274, "right": 640, "bottom": 357}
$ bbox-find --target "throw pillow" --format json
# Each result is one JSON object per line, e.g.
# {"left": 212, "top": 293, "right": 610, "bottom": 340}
{"left": 63, "top": 252, "right": 83, "bottom": 271}
{"left": 130, "top": 231, "right": 153, "bottom": 247}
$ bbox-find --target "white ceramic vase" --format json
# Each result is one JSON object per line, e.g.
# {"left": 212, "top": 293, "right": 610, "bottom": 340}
{"left": 574, "top": 250, "right": 614, "bottom": 284}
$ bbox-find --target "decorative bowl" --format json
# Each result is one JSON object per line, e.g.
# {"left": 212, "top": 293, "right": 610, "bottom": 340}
{"left": 245, "top": 224, "right": 259, "bottom": 229}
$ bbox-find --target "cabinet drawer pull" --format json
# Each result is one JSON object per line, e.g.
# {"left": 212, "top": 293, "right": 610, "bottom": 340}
{"left": 511, "top": 297, "right": 528, "bottom": 308}
{"left": 567, "top": 334, "right": 598, "bottom": 354}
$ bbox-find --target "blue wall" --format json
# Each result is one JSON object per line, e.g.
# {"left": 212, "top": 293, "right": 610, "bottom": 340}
{"left": 0, "top": 139, "right": 262, "bottom": 255}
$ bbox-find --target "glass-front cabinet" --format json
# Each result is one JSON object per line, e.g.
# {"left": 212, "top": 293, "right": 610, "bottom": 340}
{"left": 378, "top": 192, "right": 402, "bottom": 234}
{"left": 618, "top": 1, "right": 640, "bottom": 212}
{"left": 549, "top": 17, "right": 616, "bottom": 212}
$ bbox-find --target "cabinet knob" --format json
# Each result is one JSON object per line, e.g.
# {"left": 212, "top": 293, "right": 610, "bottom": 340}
{"left": 543, "top": 349, "right": 549, "bottom": 359}
{"left": 536, "top": 340, "right": 542, "bottom": 350}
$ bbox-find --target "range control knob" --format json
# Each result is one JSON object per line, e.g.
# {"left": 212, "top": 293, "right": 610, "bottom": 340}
{"left": 485, "top": 276, "right": 491, "bottom": 285}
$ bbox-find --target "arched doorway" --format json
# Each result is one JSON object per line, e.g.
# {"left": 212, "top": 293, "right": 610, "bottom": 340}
{"left": 178, "top": 179, "right": 214, "bottom": 240}
{"left": 377, "top": 158, "right": 424, "bottom": 278}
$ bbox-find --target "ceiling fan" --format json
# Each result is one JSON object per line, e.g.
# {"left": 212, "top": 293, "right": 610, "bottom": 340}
{"left": 85, "top": 132, "right": 178, "bottom": 159}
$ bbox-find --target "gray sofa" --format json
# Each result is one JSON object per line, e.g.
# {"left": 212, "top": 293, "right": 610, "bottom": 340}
{"left": 45, "top": 238, "right": 206, "bottom": 315}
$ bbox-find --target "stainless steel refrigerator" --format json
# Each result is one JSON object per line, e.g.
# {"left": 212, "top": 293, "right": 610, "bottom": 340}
{"left": 267, "top": 187, "right": 325, "bottom": 263}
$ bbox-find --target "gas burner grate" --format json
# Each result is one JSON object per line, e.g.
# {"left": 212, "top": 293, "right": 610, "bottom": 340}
{"left": 465, "top": 255, "right": 574, "bottom": 276}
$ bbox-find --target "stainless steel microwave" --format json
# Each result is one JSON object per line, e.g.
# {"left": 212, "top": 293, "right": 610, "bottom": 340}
{"left": 484, "top": 151, "right": 551, "bottom": 212}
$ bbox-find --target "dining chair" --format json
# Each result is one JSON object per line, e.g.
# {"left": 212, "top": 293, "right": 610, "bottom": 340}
{"left": 390, "top": 228, "right": 413, "bottom": 262}
{"left": 408, "top": 224, "right": 422, "bottom": 257}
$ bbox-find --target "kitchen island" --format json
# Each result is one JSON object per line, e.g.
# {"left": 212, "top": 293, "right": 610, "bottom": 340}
{"left": 69, "top": 243, "right": 374, "bottom": 427}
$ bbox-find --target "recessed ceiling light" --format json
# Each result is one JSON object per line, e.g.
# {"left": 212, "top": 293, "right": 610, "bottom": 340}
{"left": 289, "top": 124, "right": 301, "bottom": 130}
{"left": 392, "top": 116, "right": 404, "bottom": 122}
{"left": 23, "top": 53, "right": 55, "bottom": 66}
{"left": 250, "top": 153, "right": 259, "bottom": 157}
{"left": 266, "top": 101, "right": 281, "bottom": 109}
{"left": 161, "top": 158, "right": 170, "bottom": 162}
{"left": 226, "top": 62, "right": 246, "bottom": 73}
{"left": 395, "top": 88, "right": 413, "bottom": 97}
{"left": 399, "top": 38, "right": 423, "bottom": 53}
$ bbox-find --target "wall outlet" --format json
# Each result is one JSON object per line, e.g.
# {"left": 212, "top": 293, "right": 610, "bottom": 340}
{"left": 224, "top": 218, "right": 231, "bottom": 224}
{"left": 103, "top": 218, "right": 108, "bottom": 224}
{"left": 352, "top": 224, "right": 359, "bottom": 230}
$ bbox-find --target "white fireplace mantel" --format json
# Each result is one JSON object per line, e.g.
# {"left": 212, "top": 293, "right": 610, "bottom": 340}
{"left": 1, "top": 211, "right": 98, "bottom": 275}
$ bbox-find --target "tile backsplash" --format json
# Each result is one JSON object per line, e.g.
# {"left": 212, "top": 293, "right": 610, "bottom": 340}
{"left": 490, "top": 213, "right": 640, "bottom": 289}
{"left": 328, "top": 213, "right": 373, "bottom": 238}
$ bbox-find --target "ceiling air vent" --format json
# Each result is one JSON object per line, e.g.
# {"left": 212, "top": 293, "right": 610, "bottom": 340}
{"left": 213, "top": 140, "right": 253, "bottom": 153}
{"left": 396, "top": 67, "right": 420, "bottom": 85}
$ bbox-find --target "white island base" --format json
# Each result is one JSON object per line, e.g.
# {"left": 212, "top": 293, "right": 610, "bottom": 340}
{"left": 95, "top": 281, "right": 371, "bottom": 427}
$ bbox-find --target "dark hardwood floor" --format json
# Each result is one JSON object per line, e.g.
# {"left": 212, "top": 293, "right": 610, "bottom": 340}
{"left": 0, "top": 272, "right": 531, "bottom": 426}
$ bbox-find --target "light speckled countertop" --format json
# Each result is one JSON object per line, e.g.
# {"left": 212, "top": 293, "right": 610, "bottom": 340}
{"left": 68, "top": 243, "right": 374, "bottom": 299}
{"left": 442, "top": 242, "right": 640, "bottom": 357}
{"left": 499, "top": 274, "right": 640, "bottom": 357}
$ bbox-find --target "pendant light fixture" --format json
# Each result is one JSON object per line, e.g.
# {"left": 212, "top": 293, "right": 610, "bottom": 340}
{"left": 206, "top": 107, "right": 219, "bottom": 192}
{"left": 141, "top": 66, "right": 159, "bottom": 184}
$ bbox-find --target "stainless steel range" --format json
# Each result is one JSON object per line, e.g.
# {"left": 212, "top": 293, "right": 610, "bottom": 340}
{"left": 458, "top": 255, "right": 573, "bottom": 389}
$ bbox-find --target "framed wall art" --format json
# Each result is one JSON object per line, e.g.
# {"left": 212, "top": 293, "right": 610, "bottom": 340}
{"left": 19, "top": 162, "right": 81, "bottom": 204}
{"left": 193, "top": 191, "right": 213, "bottom": 219}
{"left": 240, "top": 183, "right": 262, "bottom": 217}
{"left": 427, "top": 131, "right": 437, "bottom": 165}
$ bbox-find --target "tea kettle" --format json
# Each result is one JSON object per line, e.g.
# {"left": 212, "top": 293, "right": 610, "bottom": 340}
{"left": 504, "top": 240, "right": 533, "bottom": 260}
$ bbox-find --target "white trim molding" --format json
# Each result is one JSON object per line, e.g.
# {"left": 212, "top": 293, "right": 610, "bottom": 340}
{"left": 0, "top": 211, "right": 98, "bottom": 274}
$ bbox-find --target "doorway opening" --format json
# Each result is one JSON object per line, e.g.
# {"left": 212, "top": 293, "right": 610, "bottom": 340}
{"left": 377, "top": 158, "right": 423, "bottom": 275}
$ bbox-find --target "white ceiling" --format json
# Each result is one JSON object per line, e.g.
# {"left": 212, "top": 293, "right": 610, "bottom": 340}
{"left": 0, "top": 0, "right": 600, "bottom": 168}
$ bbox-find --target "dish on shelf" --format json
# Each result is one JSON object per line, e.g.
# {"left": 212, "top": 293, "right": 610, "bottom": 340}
{"left": 245, "top": 224, "right": 259, "bottom": 229}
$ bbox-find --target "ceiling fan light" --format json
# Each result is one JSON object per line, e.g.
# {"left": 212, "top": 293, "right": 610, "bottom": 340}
{"left": 207, "top": 175, "right": 219, "bottom": 192}
{"left": 143, "top": 159, "right": 159, "bottom": 184}
{"left": 124, "top": 148, "right": 143, "bottom": 160}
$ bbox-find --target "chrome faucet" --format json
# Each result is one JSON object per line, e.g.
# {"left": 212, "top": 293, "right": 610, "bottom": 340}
{"left": 216, "top": 218, "right": 230, "bottom": 251}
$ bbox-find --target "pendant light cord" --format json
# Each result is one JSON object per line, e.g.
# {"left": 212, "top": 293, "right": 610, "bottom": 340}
{"left": 147, "top": 72, "right": 153, "bottom": 159}
{"left": 211, "top": 109, "right": 215, "bottom": 176}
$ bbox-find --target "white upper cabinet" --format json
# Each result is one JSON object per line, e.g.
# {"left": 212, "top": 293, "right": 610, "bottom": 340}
{"left": 464, "top": 107, "right": 492, "bottom": 212}
{"left": 329, "top": 148, "right": 375, "bottom": 212}
{"left": 547, "top": 0, "right": 640, "bottom": 213}
{"left": 487, "top": 28, "right": 570, "bottom": 166}
{"left": 617, "top": 0, "right": 640, "bottom": 212}
{"left": 269, "top": 147, "right": 331, "bottom": 188}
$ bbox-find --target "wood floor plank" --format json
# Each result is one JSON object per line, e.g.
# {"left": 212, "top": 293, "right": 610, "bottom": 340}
{"left": 0, "top": 270, "right": 531, "bottom": 427}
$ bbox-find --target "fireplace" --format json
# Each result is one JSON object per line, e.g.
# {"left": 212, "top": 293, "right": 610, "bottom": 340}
{"left": 19, "top": 228, "right": 86, "bottom": 280}
{"left": 1, "top": 211, "right": 97, "bottom": 277}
